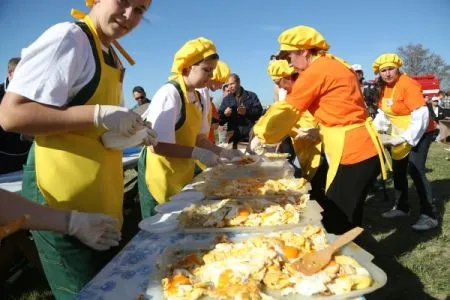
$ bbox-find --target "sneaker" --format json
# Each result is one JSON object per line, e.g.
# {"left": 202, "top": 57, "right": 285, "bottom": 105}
{"left": 412, "top": 214, "right": 438, "bottom": 231}
{"left": 381, "top": 208, "right": 409, "bottom": 218}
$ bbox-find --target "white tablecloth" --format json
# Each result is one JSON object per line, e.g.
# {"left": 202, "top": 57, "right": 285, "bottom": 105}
{"left": 0, "top": 154, "right": 140, "bottom": 193}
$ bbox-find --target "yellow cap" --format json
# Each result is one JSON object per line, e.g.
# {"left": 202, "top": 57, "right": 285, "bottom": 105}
{"left": 267, "top": 60, "right": 296, "bottom": 80}
{"left": 211, "top": 61, "right": 230, "bottom": 83}
{"left": 278, "top": 25, "right": 330, "bottom": 51}
{"left": 372, "top": 53, "right": 403, "bottom": 74}
{"left": 171, "top": 37, "right": 217, "bottom": 75}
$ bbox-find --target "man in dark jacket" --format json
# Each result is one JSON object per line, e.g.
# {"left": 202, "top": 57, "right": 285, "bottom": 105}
{"left": 132, "top": 86, "right": 151, "bottom": 110}
{"left": 218, "top": 73, "right": 263, "bottom": 149}
{"left": 0, "top": 57, "right": 32, "bottom": 174}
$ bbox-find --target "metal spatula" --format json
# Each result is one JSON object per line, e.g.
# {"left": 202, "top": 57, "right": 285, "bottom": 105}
{"left": 291, "top": 227, "right": 364, "bottom": 275}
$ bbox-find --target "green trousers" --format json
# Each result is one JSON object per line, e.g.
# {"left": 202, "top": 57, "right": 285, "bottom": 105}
{"left": 137, "top": 147, "right": 158, "bottom": 219}
{"left": 21, "top": 145, "right": 119, "bottom": 299}
{"left": 137, "top": 148, "right": 204, "bottom": 219}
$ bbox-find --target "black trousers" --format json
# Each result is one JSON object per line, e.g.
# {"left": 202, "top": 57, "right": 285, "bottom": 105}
{"left": 392, "top": 131, "right": 437, "bottom": 218}
{"left": 317, "top": 156, "right": 380, "bottom": 234}
{"left": 229, "top": 126, "right": 251, "bottom": 149}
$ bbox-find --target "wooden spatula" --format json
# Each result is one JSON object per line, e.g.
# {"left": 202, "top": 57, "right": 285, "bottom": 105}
{"left": 291, "top": 227, "right": 364, "bottom": 275}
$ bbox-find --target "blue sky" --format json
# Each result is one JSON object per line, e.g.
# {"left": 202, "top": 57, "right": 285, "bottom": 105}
{"left": 0, "top": 0, "right": 449, "bottom": 107}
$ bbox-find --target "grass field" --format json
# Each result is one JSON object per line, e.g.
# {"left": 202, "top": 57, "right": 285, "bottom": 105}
{"left": 3, "top": 143, "right": 450, "bottom": 300}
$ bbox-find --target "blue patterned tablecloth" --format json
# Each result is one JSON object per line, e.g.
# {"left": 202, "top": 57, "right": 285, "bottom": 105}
{"left": 76, "top": 229, "right": 366, "bottom": 300}
{"left": 75, "top": 229, "right": 239, "bottom": 300}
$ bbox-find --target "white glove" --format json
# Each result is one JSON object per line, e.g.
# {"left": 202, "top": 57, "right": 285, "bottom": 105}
{"left": 94, "top": 104, "right": 143, "bottom": 137}
{"left": 68, "top": 211, "right": 121, "bottom": 251}
{"left": 292, "top": 127, "right": 320, "bottom": 141}
{"left": 248, "top": 136, "right": 265, "bottom": 155}
{"left": 219, "top": 148, "right": 243, "bottom": 160}
{"left": 101, "top": 124, "right": 158, "bottom": 149}
{"left": 379, "top": 134, "right": 406, "bottom": 146}
{"left": 191, "top": 147, "right": 220, "bottom": 167}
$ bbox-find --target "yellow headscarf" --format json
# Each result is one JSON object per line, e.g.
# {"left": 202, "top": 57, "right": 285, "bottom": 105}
{"left": 169, "top": 37, "right": 217, "bottom": 103}
{"left": 277, "top": 25, "right": 351, "bottom": 69}
{"left": 71, "top": 0, "right": 135, "bottom": 65}
{"left": 211, "top": 61, "right": 231, "bottom": 83}
{"left": 267, "top": 59, "right": 296, "bottom": 80}
{"left": 372, "top": 53, "right": 403, "bottom": 74}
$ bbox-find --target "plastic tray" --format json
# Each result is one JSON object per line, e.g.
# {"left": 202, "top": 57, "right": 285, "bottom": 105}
{"left": 154, "top": 191, "right": 205, "bottom": 214}
{"left": 179, "top": 200, "right": 323, "bottom": 234}
{"left": 146, "top": 229, "right": 387, "bottom": 300}
{"left": 139, "top": 200, "right": 323, "bottom": 234}
{"left": 200, "top": 178, "right": 311, "bottom": 200}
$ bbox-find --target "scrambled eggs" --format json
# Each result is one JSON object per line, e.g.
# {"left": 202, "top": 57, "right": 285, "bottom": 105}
{"left": 161, "top": 225, "right": 373, "bottom": 299}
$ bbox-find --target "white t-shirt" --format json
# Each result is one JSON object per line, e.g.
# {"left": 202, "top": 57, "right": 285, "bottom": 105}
{"left": 144, "top": 84, "right": 210, "bottom": 144}
{"left": 8, "top": 22, "right": 124, "bottom": 107}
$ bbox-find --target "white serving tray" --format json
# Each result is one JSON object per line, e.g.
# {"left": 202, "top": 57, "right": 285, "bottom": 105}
{"left": 146, "top": 230, "right": 387, "bottom": 300}
{"left": 139, "top": 200, "right": 323, "bottom": 234}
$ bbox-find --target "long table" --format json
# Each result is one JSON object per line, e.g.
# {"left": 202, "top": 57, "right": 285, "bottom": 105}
{"left": 439, "top": 119, "right": 450, "bottom": 142}
{"left": 75, "top": 230, "right": 244, "bottom": 300}
{"left": 0, "top": 152, "right": 141, "bottom": 194}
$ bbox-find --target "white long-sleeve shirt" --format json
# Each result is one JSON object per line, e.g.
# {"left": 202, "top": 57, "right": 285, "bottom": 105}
{"left": 373, "top": 106, "right": 429, "bottom": 147}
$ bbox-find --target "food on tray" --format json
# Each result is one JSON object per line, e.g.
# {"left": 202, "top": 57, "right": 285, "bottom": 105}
{"left": 178, "top": 195, "right": 309, "bottom": 228}
{"left": 264, "top": 152, "right": 290, "bottom": 159}
{"left": 207, "top": 177, "right": 309, "bottom": 198}
{"left": 223, "top": 155, "right": 258, "bottom": 166}
{"left": 161, "top": 225, "right": 373, "bottom": 299}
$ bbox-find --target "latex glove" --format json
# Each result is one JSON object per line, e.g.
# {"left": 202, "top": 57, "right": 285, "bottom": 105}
{"left": 141, "top": 122, "right": 158, "bottom": 146}
{"left": 380, "top": 135, "right": 406, "bottom": 146}
{"left": 68, "top": 211, "right": 121, "bottom": 251}
{"left": 219, "top": 148, "right": 243, "bottom": 160}
{"left": 248, "top": 136, "right": 265, "bottom": 155}
{"left": 191, "top": 147, "right": 220, "bottom": 167}
{"left": 292, "top": 127, "right": 320, "bottom": 141}
{"left": 101, "top": 124, "right": 158, "bottom": 149}
{"left": 94, "top": 104, "right": 143, "bottom": 137}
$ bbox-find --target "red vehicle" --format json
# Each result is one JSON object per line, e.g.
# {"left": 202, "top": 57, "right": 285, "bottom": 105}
{"left": 410, "top": 74, "right": 440, "bottom": 98}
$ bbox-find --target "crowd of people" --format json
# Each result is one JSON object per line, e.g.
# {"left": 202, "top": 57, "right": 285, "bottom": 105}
{"left": 0, "top": 0, "right": 447, "bottom": 298}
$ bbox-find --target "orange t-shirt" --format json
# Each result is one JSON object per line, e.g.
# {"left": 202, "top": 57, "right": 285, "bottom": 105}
{"left": 286, "top": 56, "right": 377, "bottom": 164}
{"left": 380, "top": 74, "right": 435, "bottom": 132}
{"left": 379, "top": 74, "right": 424, "bottom": 115}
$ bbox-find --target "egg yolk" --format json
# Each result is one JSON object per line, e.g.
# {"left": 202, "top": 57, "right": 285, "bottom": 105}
{"left": 282, "top": 245, "right": 300, "bottom": 259}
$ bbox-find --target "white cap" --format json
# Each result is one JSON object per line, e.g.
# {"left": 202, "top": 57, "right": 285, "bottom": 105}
{"left": 352, "top": 64, "right": 363, "bottom": 72}
{"left": 431, "top": 96, "right": 439, "bottom": 101}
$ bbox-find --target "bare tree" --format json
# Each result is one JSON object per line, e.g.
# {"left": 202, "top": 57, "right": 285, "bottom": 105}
{"left": 397, "top": 43, "right": 450, "bottom": 90}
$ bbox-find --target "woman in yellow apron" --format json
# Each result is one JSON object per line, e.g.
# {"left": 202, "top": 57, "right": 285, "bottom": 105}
{"left": 0, "top": 0, "right": 155, "bottom": 298}
{"left": 259, "top": 26, "right": 389, "bottom": 234}
{"left": 251, "top": 59, "right": 327, "bottom": 202}
{"left": 139, "top": 38, "right": 241, "bottom": 218}
{"left": 372, "top": 53, "right": 438, "bottom": 231}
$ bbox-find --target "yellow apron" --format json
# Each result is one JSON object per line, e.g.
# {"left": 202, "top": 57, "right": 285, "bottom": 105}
{"left": 253, "top": 101, "right": 322, "bottom": 181}
{"left": 291, "top": 111, "right": 322, "bottom": 181}
{"left": 195, "top": 103, "right": 213, "bottom": 171}
{"left": 145, "top": 83, "right": 203, "bottom": 203}
{"left": 380, "top": 86, "right": 412, "bottom": 160}
{"left": 34, "top": 16, "right": 124, "bottom": 226}
{"left": 320, "top": 118, "right": 390, "bottom": 191}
